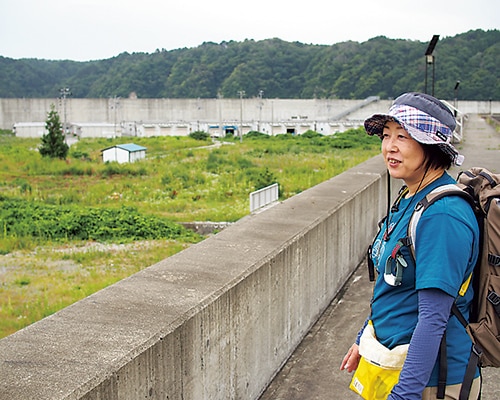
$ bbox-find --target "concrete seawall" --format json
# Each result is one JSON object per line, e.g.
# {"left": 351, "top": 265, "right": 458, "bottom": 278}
{"left": 0, "top": 155, "right": 390, "bottom": 399}
{"left": 2, "top": 98, "right": 498, "bottom": 130}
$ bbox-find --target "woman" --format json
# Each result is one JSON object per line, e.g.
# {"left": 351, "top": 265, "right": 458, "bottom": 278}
{"left": 340, "top": 92, "right": 481, "bottom": 399}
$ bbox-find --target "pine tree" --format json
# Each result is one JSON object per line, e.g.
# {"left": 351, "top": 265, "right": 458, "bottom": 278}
{"left": 39, "top": 104, "right": 69, "bottom": 159}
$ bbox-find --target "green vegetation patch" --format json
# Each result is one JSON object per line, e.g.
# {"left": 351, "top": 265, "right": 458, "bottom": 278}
{"left": 0, "top": 198, "right": 200, "bottom": 243}
{"left": 0, "top": 127, "right": 380, "bottom": 338}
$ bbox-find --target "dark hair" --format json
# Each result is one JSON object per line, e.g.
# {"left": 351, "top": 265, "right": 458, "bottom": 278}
{"left": 421, "top": 143, "right": 453, "bottom": 170}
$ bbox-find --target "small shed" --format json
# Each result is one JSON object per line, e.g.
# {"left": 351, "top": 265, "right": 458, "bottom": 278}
{"left": 102, "top": 143, "right": 147, "bottom": 164}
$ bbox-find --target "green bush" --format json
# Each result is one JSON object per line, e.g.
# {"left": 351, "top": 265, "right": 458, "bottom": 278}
{"left": 245, "top": 131, "right": 269, "bottom": 139}
{"left": 0, "top": 199, "right": 200, "bottom": 243}
{"left": 328, "top": 127, "right": 380, "bottom": 149}
{"left": 189, "top": 130, "right": 210, "bottom": 141}
{"left": 245, "top": 167, "right": 277, "bottom": 191}
{"left": 206, "top": 151, "right": 227, "bottom": 173}
{"left": 300, "top": 130, "right": 323, "bottom": 138}
{"left": 70, "top": 150, "right": 90, "bottom": 160}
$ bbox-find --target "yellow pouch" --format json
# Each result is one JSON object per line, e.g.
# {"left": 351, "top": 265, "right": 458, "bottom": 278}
{"left": 349, "top": 356, "right": 402, "bottom": 400}
{"left": 349, "top": 321, "right": 408, "bottom": 400}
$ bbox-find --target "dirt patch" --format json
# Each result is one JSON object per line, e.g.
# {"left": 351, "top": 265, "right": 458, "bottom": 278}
{"left": 0, "top": 240, "right": 161, "bottom": 278}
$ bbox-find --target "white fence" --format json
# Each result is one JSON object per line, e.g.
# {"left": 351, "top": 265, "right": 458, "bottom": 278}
{"left": 250, "top": 183, "right": 279, "bottom": 212}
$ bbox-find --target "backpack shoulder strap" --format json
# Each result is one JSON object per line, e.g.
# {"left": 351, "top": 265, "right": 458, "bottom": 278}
{"left": 407, "top": 184, "right": 473, "bottom": 260}
{"left": 407, "top": 184, "right": 478, "bottom": 400}
{"left": 407, "top": 183, "right": 477, "bottom": 310}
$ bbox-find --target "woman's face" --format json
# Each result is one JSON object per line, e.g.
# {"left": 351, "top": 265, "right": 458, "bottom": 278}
{"left": 381, "top": 121, "right": 427, "bottom": 187}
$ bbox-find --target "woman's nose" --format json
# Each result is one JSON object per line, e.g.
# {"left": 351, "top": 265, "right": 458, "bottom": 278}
{"left": 384, "top": 137, "right": 397, "bottom": 152}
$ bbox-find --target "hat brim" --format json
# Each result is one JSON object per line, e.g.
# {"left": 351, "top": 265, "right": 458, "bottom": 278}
{"left": 364, "top": 114, "right": 393, "bottom": 137}
{"left": 363, "top": 113, "right": 464, "bottom": 166}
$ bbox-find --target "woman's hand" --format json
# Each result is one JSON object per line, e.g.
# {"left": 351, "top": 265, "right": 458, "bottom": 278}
{"left": 340, "top": 343, "right": 360, "bottom": 373}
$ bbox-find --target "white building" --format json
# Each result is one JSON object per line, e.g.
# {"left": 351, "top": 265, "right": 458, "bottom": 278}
{"left": 73, "top": 123, "right": 118, "bottom": 138}
{"left": 13, "top": 122, "right": 46, "bottom": 137}
{"left": 13, "top": 122, "right": 119, "bottom": 138}
{"left": 101, "top": 143, "right": 147, "bottom": 164}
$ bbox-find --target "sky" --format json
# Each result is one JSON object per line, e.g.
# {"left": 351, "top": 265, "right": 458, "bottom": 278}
{"left": 1, "top": 0, "right": 499, "bottom": 62}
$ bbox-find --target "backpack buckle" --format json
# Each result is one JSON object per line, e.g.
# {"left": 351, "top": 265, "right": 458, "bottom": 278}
{"left": 472, "top": 344, "right": 483, "bottom": 358}
{"left": 487, "top": 291, "right": 500, "bottom": 306}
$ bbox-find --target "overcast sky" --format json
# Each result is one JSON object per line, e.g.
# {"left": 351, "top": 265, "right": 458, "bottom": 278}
{"left": 1, "top": 0, "right": 498, "bottom": 61}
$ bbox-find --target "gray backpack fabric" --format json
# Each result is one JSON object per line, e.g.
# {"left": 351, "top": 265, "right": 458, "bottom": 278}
{"left": 407, "top": 168, "right": 500, "bottom": 399}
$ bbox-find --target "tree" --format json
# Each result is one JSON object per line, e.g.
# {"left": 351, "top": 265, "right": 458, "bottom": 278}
{"left": 39, "top": 104, "right": 68, "bottom": 159}
{"left": 0, "top": 29, "right": 498, "bottom": 100}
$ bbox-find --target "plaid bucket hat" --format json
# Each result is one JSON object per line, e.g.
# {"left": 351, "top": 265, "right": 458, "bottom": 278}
{"left": 364, "top": 92, "right": 464, "bottom": 166}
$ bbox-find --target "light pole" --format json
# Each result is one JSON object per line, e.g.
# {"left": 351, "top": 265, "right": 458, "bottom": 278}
{"left": 238, "top": 90, "right": 245, "bottom": 142}
{"left": 217, "top": 91, "right": 223, "bottom": 138}
{"left": 258, "top": 90, "right": 264, "bottom": 132}
{"left": 196, "top": 97, "right": 202, "bottom": 131}
{"left": 110, "top": 96, "right": 120, "bottom": 137}
{"left": 59, "top": 87, "right": 71, "bottom": 134}
{"left": 454, "top": 81, "right": 460, "bottom": 117}
{"left": 424, "top": 35, "right": 439, "bottom": 96}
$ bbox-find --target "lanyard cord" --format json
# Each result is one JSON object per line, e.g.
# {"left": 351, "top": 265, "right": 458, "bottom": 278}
{"left": 383, "top": 167, "right": 430, "bottom": 241}
{"left": 386, "top": 171, "right": 391, "bottom": 220}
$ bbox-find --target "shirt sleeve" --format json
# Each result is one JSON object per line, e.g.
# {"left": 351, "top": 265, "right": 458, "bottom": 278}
{"left": 388, "top": 288, "right": 454, "bottom": 400}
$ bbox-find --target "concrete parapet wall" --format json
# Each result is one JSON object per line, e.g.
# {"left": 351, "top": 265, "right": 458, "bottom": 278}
{"left": 0, "top": 156, "right": 390, "bottom": 399}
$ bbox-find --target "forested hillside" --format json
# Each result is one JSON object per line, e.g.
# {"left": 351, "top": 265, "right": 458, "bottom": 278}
{"left": 0, "top": 29, "right": 498, "bottom": 100}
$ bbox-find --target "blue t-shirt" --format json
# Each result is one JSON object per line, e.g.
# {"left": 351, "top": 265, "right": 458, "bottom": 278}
{"left": 369, "top": 172, "right": 480, "bottom": 386}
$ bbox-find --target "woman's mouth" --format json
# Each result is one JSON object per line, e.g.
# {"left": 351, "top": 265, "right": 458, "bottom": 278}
{"left": 387, "top": 158, "right": 401, "bottom": 167}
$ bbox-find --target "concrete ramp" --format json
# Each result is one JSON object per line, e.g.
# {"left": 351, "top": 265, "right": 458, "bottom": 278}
{"left": 330, "top": 96, "right": 381, "bottom": 120}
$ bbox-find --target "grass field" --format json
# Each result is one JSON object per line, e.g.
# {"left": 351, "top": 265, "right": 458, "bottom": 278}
{"left": 0, "top": 128, "right": 380, "bottom": 338}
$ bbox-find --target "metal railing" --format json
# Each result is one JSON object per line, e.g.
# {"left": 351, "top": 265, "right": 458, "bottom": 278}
{"left": 441, "top": 99, "right": 465, "bottom": 143}
{"left": 250, "top": 183, "right": 279, "bottom": 212}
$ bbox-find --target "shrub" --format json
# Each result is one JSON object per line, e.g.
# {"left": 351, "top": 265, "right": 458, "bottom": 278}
{"left": 245, "top": 131, "right": 269, "bottom": 139}
{"left": 189, "top": 131, "right": 210, "bottom": 141}
{"left": 0, "top": 199, "right": 200, "bottom": 243}
{"left": 300, "top": 130, "right": 323, "bottom": 138}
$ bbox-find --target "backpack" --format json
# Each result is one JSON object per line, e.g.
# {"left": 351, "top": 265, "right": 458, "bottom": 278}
{"left": 407, "top": 167, "right": 500, "bottom": 399}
